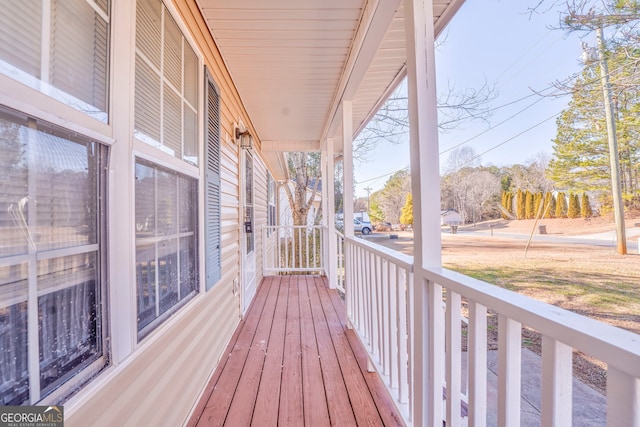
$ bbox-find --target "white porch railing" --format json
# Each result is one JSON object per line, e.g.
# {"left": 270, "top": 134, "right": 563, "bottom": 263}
{"left": 344, "top": 236, "right": 414, "bottom": 419}
{"left": 334, "top": 229, "right": 345, "bottom": 293}
{"left": 263, "top": 225, "right": 324, "bottom": 274}
{"left": 343, "top": 236, "right": 640, "bottom": 427}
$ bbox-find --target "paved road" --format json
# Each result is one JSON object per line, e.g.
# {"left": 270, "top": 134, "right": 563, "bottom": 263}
{"left": 446, "top": 226, "right": 640, "bottom": 252}
{"left": 364, "top": 227, "right": 640, "bottom": 253}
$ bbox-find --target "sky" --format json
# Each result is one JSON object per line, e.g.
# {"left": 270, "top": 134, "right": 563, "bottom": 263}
{"left": 354, "top": 0, "right": 589, "bottom": 198}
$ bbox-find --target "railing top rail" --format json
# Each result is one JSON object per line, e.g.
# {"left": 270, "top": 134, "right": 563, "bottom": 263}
{"left": 264, "top": 225, "right": 324, "bottom": 229}
{"left": 345, "top": 236, "right": 414, "bottom": 272}
{"left": 426, "top": 266, "right": 640, "bottom": 378}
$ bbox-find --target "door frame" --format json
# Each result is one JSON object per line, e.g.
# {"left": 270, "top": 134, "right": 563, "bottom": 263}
{"left": 240, "top": 147, "right": 256, "bottom": 314}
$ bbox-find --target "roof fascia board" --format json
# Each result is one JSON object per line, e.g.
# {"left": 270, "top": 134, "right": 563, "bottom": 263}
{"left": 346, "top": 0, "right": 467, "bottom": 145}
{"left": 434, "top": 0, "right": 466, "bottom": 38}
{"left": 320, "top": 0, "right": 401, "bottom": 150}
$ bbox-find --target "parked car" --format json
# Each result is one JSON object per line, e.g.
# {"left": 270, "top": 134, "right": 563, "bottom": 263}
{"left": 335, "top": 218, "right": 373, "bottom": 235}
{"left": 354, "top": 218, "right": 372, "bottom": 235}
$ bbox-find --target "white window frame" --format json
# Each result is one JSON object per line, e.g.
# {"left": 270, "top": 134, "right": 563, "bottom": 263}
{"left": 0, "top": 106, "right": 109, "bottom": 405}
{"left": 132, "top": 0, "right": 205, "bottom": 340}
{"left": 0, "top": 0, "right": 116, "bottom": 406}
{"left": 133, "top": 0, "right": 200, "bottom": 166}
{"left": 134, "top": 156, "right": 199, "bottom": 339}
{"left": 0, "top": 0, "right": 111, "bottom": 123}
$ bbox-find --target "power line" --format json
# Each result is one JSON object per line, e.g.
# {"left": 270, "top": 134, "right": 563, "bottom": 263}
{"left": 439, "top": 96, "right": 546, "bottom": 155}
{"left": 437, "top": 62, "right": 633, "bottom": 156}
{"left": 358, "top": 112, "right": 558, "bottom": 185}
{"left": 357, "top": 58, "right": 635, "bottom": 184}
{"left": 494, "top": 30, "right": 554, "bottom": 83}
{"left": 459, "top": 112, "right": 561, "bottom": 168}
{"left": 357, "top": 164, "right": 410, "bottom": 184}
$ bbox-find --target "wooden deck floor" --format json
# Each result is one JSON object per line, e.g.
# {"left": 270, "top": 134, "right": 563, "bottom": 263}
{"left": 187, "top": 275, "right": 405, "bottom": 426}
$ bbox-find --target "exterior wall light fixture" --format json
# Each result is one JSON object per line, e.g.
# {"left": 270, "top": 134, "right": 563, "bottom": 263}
{"left": 236, "top": 127, "right": 253, "bottom": 149}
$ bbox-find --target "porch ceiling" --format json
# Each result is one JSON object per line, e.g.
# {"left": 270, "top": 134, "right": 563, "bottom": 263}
{"left": 197, "top": 0, "right": 463, "bottom": 176}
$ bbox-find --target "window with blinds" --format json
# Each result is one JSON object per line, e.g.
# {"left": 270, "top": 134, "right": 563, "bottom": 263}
{"left": 0, "top": 106, "right": 107, "bottom": 405}
{"left": 135, "top": 0, "right": 199, "bottom": 166}
{"left": 135, "top": 159, "right": 198, "bottom": 338}
{"left": 0, "top": 0, "right": 110, "bottom": 122}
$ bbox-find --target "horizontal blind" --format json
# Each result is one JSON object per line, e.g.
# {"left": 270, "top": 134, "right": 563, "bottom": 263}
{"left": 135, "top": 0, "right": 199, "bottom": 165}
{"left": 50, "top": 0, "right": 109, "bottom": 112}
{"left": 0, "top": 1, "right": 41, "bottom": 78}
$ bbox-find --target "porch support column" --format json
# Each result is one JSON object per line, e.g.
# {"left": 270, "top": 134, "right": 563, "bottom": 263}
{"left": 405, "top": 0, "right": 443, "bottom": 426}
{"left": 321, "top": 144, "right": 328, "bottom": 275}
{"left": 342, "top": 101, "right": 355, "bottom": 329}
{"left": 324, "top": 138, "right": 338, "bottom": 288}
{"left": 342, "top": 101, "right": 355, "bottom": 238}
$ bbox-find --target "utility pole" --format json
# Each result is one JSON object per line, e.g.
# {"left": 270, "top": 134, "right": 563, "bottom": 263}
{"left": 596, "top": 26, "right": 627, "bottom": 254}
{"left": 571, "top": 8, "right": 631, "bottom": 255}
{"left": 364, "top": 186, "right": 372, "bottom": 212}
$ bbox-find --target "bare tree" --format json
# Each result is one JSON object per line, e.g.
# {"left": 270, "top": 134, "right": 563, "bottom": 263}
{"left": 353, "top": 79, "right": 497, "bottom": 161}
{"left": 441, "top": 148, "right": 482, "bottom": 222}
{"left": 444, "top": 146, "right": 479, "bottom": 174}
{"left": 466, "top": 170, "right": 502, "bottom": 223}
{"left": 282, "top": 152, "right": 321, "bottom": 226}
{"left": 505, "top": 151, "right": 555, "bottom": 194}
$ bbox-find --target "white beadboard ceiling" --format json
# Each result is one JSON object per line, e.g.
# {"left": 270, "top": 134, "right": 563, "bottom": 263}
{"left": 197, "top": 0, "right": 464, "bottom": 178}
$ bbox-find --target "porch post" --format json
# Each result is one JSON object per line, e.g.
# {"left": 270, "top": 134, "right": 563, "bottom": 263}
{"left": 342, "top": 100, "right": 355, "bottom": 329}
{"left": 342, "top": 101, "right": 355, "bottom": 238}
{"left": 325, "top": 138, "right": 338, "bottom": 289}
{"left": 405, "top": 0, "right": 443, "bottom": 426}
{"left": 321, "top": 144, "right": 328, "bottom": 275}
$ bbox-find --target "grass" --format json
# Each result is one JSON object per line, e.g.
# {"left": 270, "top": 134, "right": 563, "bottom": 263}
{"left": 445, "top": 255, "right": 640, "bottom": 335}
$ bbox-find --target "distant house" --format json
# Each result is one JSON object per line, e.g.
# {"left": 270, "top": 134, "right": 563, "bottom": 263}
{"left": 336, "top": 211, "right": 371, "bottom": 223}
{"left": 441, "top": 209, "right": 462, "bottom": 226}
{"left": 441, "top": 209, "right": 462, "bottom": 233}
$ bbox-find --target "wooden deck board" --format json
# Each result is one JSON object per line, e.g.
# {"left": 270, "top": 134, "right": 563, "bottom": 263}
{"left": 306, "top": 277, "right": 358, "bottom": 426}
{"left": 190, "top": 276, "right": 405, "bottom": 426}
{"left": 324, "top": 278, "right": 407, "bottom": 427}
{"left": 251, "top": 277, "right": 288, "bottom": 427}
{"left": 186, "top": 318, "right": 244, "bottom": 427}
{"left": 299, "top": 276, "right": 331, "bottom": 426}
{"left": 314, "top": 277, "right": 385, "bottom": 426}
{"left": 225, "top": 275, "right": 281, "bottom": 425}
{"left": 196, "top": 276, "right": 273, "bottom": 426}
{"left": 279, "top": 277, "right": 304, "bottom": 425}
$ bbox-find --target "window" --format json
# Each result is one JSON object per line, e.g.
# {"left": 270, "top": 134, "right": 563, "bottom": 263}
{"left": 0, "top": 106, "right": 107, "bottom": 405}
{"left": 0, "top": 0, "right": 110, "bottom": 122}
{"left": 135, "top": 159, "right": 198, "bottom": 338}
{"left": 135, "top": 0, "right": 199, "bottom": 165}
{"left": 267, "top": 174, "right": 277, "bottom": 235}
{"left": 134, "top": 0, "right": 200, "bottom": 337}
{"left": 244, "top": 153, "right": 254, "bottom": 254}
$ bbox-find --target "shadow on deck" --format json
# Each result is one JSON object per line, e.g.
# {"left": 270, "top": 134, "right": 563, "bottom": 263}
{"left": 187, "top": 275, "right": 405, "bottom": 426}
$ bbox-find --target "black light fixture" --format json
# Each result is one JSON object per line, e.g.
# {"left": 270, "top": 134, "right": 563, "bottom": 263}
{"left": 236, "top": 127, "right": 253, "bottom": 150}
